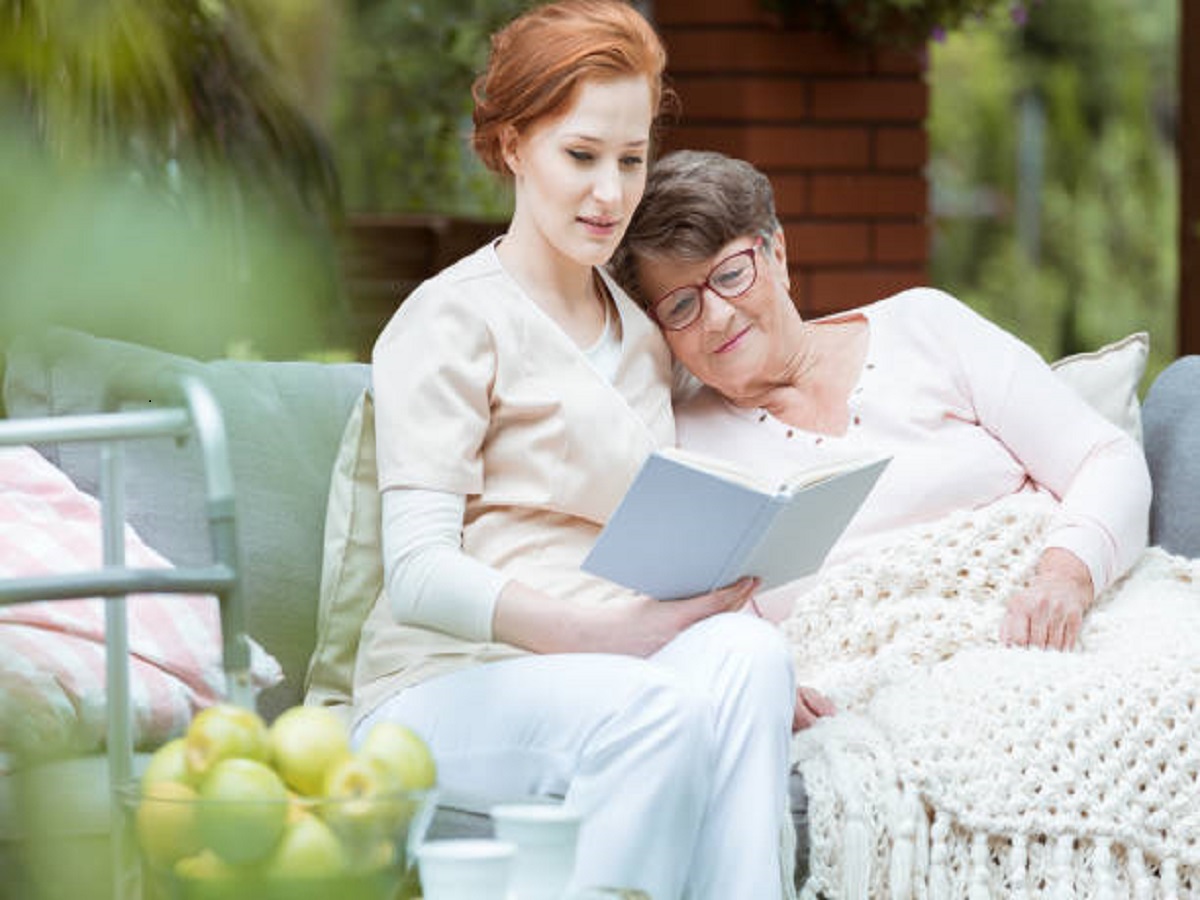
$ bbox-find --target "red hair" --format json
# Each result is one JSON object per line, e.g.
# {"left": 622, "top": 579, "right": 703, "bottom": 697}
{"left": 471, "top": 0, "right": 674, "bottom": 177}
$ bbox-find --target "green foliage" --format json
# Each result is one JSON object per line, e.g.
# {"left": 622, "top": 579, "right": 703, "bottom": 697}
{"left": 761, "top": 0, "right": 1029, "bottom": 46}
{"left": 0, "top": 0, "right": 348, "bottom": 358}
{"left": 0, "top": 135, "right": 339, "bottom": 361}
{"left": 0, "top": 0, "right": 341, "bottom": 222}
{"left": 928, "top": 0, "right": 1178, "bottom": 380}
{"left": 330, "top": 0, "right": 534, "bottom": 216}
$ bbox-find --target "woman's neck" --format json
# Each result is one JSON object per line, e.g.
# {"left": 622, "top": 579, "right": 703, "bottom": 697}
{"left": 741, "top": 318, "right": 868, "bottom": 435}
{"left": 495, "top": 228, "right": 607, "bottom": 347}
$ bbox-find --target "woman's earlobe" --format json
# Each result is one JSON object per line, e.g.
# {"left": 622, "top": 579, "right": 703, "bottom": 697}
{"left": 500, "top": 126, "right": 521, "bottom": 176}
{"left": 772, "top": 228, "right": 789, "bottom": 269}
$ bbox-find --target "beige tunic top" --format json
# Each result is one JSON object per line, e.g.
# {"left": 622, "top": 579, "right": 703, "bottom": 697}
{"left": 353, "top": 243, "right": 674, "bottom": 724}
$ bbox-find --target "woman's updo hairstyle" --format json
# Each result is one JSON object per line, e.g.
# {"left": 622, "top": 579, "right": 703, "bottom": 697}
{"left": 472, "top": 0, "right": 674, "bottom": 177}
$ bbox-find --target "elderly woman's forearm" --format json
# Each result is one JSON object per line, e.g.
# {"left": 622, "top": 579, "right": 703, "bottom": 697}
{"left": 1046, "top": 434, "right": 1152, "bottom": 594}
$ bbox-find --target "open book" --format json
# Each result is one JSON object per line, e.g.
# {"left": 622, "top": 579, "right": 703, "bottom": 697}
{"left": 582, "top": 447, "right": 889, "bottom": 600}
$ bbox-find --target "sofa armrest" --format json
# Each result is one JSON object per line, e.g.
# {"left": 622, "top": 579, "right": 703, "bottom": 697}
{"left": 1142, "top": 355, "right": 1200, "bottom": 558}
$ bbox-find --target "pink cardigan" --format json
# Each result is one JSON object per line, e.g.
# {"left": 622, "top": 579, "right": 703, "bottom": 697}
{"left": 674, "top": 289, "right": 1151, "bottom": 606}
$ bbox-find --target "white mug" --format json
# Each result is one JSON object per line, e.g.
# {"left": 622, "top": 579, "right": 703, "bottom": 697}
{"left": 490, "top": 802, "right": 582, "bottom": 900}
{"left": 416, "top": 838, "right": 516, "bottom": 900}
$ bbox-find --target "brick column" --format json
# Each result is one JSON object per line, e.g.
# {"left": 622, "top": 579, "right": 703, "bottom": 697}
{"left": 1180, "top": 0, "right": 1200, "bottom": 356}
{"left": 652, "top": 0, "right": 930, "bottom": 317}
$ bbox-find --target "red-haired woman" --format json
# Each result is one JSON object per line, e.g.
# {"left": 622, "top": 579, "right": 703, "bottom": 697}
{"left": 352, "top": 2, "right": 799, "bottom": 897}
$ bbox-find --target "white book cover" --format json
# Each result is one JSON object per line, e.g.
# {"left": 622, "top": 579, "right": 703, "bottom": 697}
{"left": 582, "top": 448, "right": 889, "bottom": 600}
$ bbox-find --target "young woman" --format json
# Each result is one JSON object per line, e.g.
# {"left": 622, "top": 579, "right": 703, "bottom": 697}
{"left": 351, "top": 4, "right": 797, "bottom": 897}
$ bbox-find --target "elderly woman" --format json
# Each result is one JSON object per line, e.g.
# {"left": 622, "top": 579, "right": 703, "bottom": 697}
{"left": 609, "top": 149, "right": 1152, "bottom": 655}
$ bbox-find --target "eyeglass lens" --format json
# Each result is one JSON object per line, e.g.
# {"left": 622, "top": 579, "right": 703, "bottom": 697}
{"left": 654, "top": 248, "right": 757, "bottom": 330}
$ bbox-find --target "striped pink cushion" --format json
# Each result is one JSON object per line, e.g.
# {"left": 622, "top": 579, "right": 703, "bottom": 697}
{"left": 0, "top": 445, "right": 281, "bottom": 761}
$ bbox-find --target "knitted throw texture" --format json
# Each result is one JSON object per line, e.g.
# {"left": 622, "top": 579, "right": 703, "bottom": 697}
{"left": 782, "top": 493, "right": 1200, "bottom": 899}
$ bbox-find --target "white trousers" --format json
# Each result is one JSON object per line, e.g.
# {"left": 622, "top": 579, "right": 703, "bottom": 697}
{"left": 355, "top": 612, "right": 795, "bottom": 900}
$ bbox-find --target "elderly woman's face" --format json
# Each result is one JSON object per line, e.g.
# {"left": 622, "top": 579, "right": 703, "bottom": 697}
{"left": 636, "top": 233, "right": 794, "bottom": 399}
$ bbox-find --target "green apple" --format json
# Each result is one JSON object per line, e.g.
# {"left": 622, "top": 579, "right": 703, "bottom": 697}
{"left": 357, "top": 721, "right": 437, "bottom": 791}
{"left": 268, "top": 705, "right": 351, "bottom": 796}
{"left": 184, "top": 704, "right": 271, "bottom": 783}
{"left": 197, "top": 757, "right": 289, "bottom": 866}
{"left": 174, "top": 848, "right": 261, "bottom": 900}
{"left": 141, "top": 737, "right": 193, "bottom": 788}
{"left": 263, "top": 811, "right": 346, "bottom": 878}
{"left": 261, "top": 812, "right": 353, "bottom": 900}
{"left": 320, "top": 753, "right": 407, "bottom": 857}
{"left": 135, "top": 780, "right": 203, "bottom": 870}
{"left": 175, "top": 847, "right": 236, "bottom": 881}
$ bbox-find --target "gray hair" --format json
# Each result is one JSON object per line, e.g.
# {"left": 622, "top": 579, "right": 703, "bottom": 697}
{"left": 610, "top": 149, "right": 781, "bottom": 305}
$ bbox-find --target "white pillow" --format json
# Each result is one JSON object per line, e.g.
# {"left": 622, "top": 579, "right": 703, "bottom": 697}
{"left": 304, "top": 389, "right": 381, "bottom": 715}
{"left": 1050, "top": 332, "right": 1148, "bottom": 444}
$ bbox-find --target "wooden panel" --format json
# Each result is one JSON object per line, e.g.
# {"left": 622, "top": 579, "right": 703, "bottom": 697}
{"left": 339, "top": 215, "right": 505, "bottom": 359}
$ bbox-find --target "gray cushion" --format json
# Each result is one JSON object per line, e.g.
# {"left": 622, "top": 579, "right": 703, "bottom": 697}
{"left": 1142, "top": 355, "right": 1200, "bottom": 558}
{"left": 3, "top": 328, "right": 370, "bottom": 718}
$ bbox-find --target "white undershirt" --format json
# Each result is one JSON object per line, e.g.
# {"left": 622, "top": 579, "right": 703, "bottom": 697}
{"left": 583, "top": 295, "right": 621, "bottom": 382}
{"left": 382, "top": 302, "right": 622, "bottom": 640}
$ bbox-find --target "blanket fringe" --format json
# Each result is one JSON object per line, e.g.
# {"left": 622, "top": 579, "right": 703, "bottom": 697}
{"left": 1009, "top": 834, "right": 1028, "bottom": 900}
{"left": 969, "top": 833, "right": 990, "bottom": 900}
{"left": 928, "top": 812, "right": 950, "bottom": 900}
{"left": 818, "top": 803, "right": 1200, "bottom": 899}
{"left": 831, "top": 750, "right": 871, "bottom": 900}
{"left": 794, "top": 713, "right": 1200, "bottom": 898}
{"left": 1051, "top": 835, "right": 1073, "bottom": 900}
{"left": 1162, "top": 856, "right": 1180, "bottom": 900}
{"left": 888, "top": 786, "right": 920, "bottom": 900}
{"left": 1093, "top": 838, "right": 1114, "bottom": 900}
{"left": 1128, "top": 846, "right": 1152, "bottom": 900}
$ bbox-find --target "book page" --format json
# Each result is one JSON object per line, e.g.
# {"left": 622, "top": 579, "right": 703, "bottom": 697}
{"left": 780, "top": 451, "right": 891, "bottom": 494}
{"left": 661, "top": 444, "right": 889, "bottom": 496}
{"left": 658, "top": 445, "right": 774, "bottom": 494}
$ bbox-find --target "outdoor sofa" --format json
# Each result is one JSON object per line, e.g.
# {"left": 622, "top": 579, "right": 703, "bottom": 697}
{"left": 0, "top": 323, "right": 1195, "bottom": 900}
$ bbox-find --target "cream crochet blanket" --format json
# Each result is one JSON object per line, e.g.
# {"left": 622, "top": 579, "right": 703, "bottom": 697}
{"left": 781, "top": 493, "right": 1200, "bottom": 899}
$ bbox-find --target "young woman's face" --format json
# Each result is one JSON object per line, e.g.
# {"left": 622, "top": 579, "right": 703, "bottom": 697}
{"left": 504, "top": 76, "right": 654, "bottom": 268}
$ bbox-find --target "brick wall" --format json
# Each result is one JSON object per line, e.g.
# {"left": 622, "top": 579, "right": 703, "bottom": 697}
{"left": 652, "top": 0, "right": 930, "bottom": 317}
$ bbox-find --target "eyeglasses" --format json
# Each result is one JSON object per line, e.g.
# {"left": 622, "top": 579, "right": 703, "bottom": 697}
{"left": 648, "top": 238, "right": 763, "bottom": 331}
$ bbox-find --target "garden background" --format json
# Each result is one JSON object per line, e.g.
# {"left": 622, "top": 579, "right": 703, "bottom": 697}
{"left": 0, "top": 0, "right": 1183, "bottom": 384}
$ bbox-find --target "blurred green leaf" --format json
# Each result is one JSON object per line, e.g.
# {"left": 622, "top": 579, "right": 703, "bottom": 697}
{"left": 0, "top": 0, "right": 349, "bottom": 358}
{"left": 0, "top": 132, "right": 340, "bottom": 360}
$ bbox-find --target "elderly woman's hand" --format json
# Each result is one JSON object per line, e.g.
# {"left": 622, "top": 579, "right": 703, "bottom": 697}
{"left": 1000, "top": 548, "right": 1094, "bottom": 650}
{"left": 793, "top": 685, "right": 836, "bottom": 732}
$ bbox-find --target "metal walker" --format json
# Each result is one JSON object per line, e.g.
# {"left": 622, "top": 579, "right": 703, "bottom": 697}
{"left": 0, "top": 373, "right": 250, "bottom": 900}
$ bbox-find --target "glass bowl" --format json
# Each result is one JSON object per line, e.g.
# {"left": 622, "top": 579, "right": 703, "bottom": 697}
{"left": 118, "top": 780, "right": 438, "bottom": 900}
